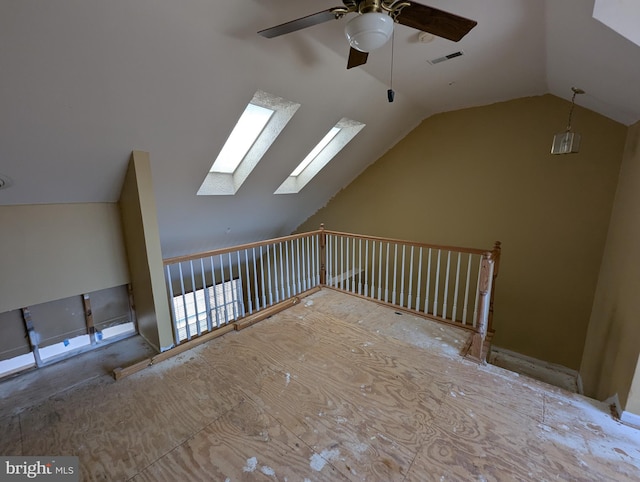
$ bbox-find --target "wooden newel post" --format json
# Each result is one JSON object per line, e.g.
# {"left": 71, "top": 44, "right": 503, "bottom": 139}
{"left": 319, "top": 224, "right": 326, "bottom": 286}
{"left": 469, "top": 251, "right": 495, "bottom": 361}
{"left": 488, "top": 241, "right": 501, "bottom": 333}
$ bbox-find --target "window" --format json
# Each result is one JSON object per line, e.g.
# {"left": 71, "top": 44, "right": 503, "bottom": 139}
{"left": 198, "top": 90, "right": 300, "bottom": 195}
{"left": 172, "top": 279, "right": 243, "bottom": 342}
{"left": 275, "top": 117, "right": 365, "bottom": 194}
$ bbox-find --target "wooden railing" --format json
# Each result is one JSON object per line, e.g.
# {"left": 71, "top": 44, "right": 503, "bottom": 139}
{"left": 320, "top": 226, "right": 500, "bottom": 360}
{"left": 163, "top": 231, "right": 322, "bottom": 343}
{"left": 163, "top": 226, "right": 500, "bottom": 361}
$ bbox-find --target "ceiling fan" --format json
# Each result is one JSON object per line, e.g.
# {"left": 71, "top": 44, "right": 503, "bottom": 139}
{"left": 258, "top": 0, "right": 477, "bottom": 69}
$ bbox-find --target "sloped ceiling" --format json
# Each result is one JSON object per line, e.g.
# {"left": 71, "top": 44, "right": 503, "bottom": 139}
{"left": 1, "top": 0, "right": 640, "bottom": 258}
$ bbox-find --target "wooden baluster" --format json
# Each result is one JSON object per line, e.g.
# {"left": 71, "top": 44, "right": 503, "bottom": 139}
{"left": 399, "top": 244, "right": 405, "bottom": 307}
{"left": 266, "top": 244, "right": 273, "bottom": 305}
{"left": 424, "top": 248, "right": 432, "bottom": 314}
{"left": 311, "top": 235, "right": 316, "bottom": 286}
{"left": 442, "top": 251, "right": 451, "bottom": 319}
{"left": 358, "top": 238, "right": 363, "bottom": 295}
{"left": 371, "top": 240, "right": 377, "bottom": 298}
{"left": 245, "top": 249, "right": 253, "bottom": 315}
{"left": 392, "top": 243, "right": 398, "bottom": 305}
{"left": 211, "top": 256, "right": 221, "bottom": 327}
{"left": 407, "top": 246, "right": 414, "bottom": 310}
{"left": 219, "top": 254, "right": 229, "bottom": 322}
{"left": 325, "top": 235, "right": 330, "bottom": 287}
{"left": 259, "top": 247, "right": 267, "bottom": 308}
{"left": 297, "top": 237, "right": 302, "bottom": 292}
{"left": 200, "top": 258, "right": 213, "bottom": 332}
{"left": 228, "top": 252, "right": 237, "bottom": 320}
{"left": 472, "top": 256, "right": 482, "bottom": 327}
{"left": 340, "top": 236, "right": 345, "bottom": 290}
{"left": 278, "top": 242, "right": 285, "bottom": 301}
{"left": 166, "top": 264, "right": 180, "bottom": 342}
{"left": 301, "top": 237, "right": 307, "bottom": 292}
{"left": 416, "top": 247, "right": 423, "bottom": 312}
{"left": 364, "top": 239, "right": 369, "bottom": 296}
{"left": 352, "top": 236, "right": 357, "bottom": 294}
{"left": 462, "top": 253, "right": 472, "bottom": 325}
{"left": 320, "top": 224, "right": 327, "bottom": 285}
{"left": 178, "top": 262, "right": 190, "bottom": 341}
{"left": 251, "top": 248, "right": 260, "bottom": 313}
{"left": 377, "top": 241, "right": 383, "bottom": 300}
{"left": 433, "top": 250, "right": 441, "bottom": 316}
{"left": 285, "top": 241, "right": 292, "bottom": 298}
{"left": 452, "top": 252, "right": 461, "bottom": 322}
{"left": 190, "top": 260, "right": 201, "bottom": 336}
{"left": 237, "top": 251, "right": 246, "bottom": 317}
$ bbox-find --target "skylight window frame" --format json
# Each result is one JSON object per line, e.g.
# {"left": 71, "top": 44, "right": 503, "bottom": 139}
{"left": 198, "top": 90, "right": 300, "bottom": 196}
{"left": 275, "top": 118, "right": 365, "bottom": 195}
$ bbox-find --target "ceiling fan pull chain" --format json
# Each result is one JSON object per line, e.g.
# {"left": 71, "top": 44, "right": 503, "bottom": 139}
{"left": 388, "top": 28, "right": 395, "bottom": 102}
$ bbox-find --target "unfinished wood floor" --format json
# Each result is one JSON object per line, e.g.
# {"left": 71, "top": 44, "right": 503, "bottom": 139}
{"left": 1, "top": 289, "right": 639, "bottom": 481}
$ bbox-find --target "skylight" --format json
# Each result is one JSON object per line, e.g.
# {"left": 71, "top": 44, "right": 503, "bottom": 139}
{"left": 275, "top": 118, "right": 365, "bottom": 195}
{"left": 210, "top": 104, "right": 274, "bottom": 174}
{"left": 290, "top": 127, "right": 341, "bottom": 177}
{"left": 198, "top": 91, "right": 300, "bottom": 196}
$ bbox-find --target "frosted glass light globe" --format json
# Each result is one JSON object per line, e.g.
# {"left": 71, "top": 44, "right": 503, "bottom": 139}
{"left": 345, "top": 12, "right": 394, "bottom": 52}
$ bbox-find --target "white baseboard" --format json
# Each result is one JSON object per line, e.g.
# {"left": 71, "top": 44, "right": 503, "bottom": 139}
{"left": 490, "top": 346, "right": 579, "bottom": 377}
{"left": 576, "top": 373, "right": 584, "bottom": 395}
{"left": 488, "top": 346, "right": 580, "bottom": 393}
{"left": 620, "top": 410, "right": 640, "bottom": 429}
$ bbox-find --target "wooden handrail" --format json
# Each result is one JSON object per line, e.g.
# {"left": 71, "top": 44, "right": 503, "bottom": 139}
{"left": 164, "top": 228, "right": 497, "bottom": 266}
{"left": 323, "top": 229, "right": 493, "bottom": 256}
{"left": 163, "top": 229, "right": 323, "bottom": 265}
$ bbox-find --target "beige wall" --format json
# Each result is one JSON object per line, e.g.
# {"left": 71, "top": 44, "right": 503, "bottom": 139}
{"left": 0, "top": 203, "right": 129, "bottom": 313}
{"left": 298, "top": 95, "right": 626, "bottom": 370}
{"left": 580, "top": 121, "right": 640, "bottom": 413}
{"left": 119, "top": 150, "right": 174, "bottom": 352}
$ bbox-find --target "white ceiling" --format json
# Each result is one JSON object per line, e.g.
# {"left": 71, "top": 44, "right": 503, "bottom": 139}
{"left": 1, "top": 0, "right": 640, "bottom": 257}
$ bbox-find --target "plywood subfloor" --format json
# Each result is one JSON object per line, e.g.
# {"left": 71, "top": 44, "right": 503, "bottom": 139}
{"left": 0, "top": 335, "right": 156, "bottom": 419}
{"left": 1, "top": 289, "right": 639, "bottom": 481}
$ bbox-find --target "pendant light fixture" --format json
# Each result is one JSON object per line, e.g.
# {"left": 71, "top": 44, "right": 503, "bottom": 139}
{"left": 551, "top": 87, "right": 585, "bottom": 155}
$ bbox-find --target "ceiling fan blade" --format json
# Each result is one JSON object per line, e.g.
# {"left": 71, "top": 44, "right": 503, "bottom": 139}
{"left": 258, "top": 9, "right": 340, "bottom": 38}
{"left": 395, "top": 2, "right": 477, "bottom": 42}
{"left": 347, "top": 47, "right": 368, "bottom": 69}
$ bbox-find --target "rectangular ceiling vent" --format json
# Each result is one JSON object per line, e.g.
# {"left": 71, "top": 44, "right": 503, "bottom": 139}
{"left": 428, "top": 51, "right": 464, "bottom": 65}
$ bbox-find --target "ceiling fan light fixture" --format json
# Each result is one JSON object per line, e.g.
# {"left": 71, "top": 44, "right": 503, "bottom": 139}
{"left": 345, "top": 12, "right": 393, "bottom": 52}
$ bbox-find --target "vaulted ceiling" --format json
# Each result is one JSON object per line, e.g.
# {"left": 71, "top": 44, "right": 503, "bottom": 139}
{"left": 2, "top": 0, "right": 640, "bottom": 257}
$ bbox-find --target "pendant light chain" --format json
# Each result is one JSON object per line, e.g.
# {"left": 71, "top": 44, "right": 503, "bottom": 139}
{"left": 566, "top": 87, "right": 585, "bottom": 132}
